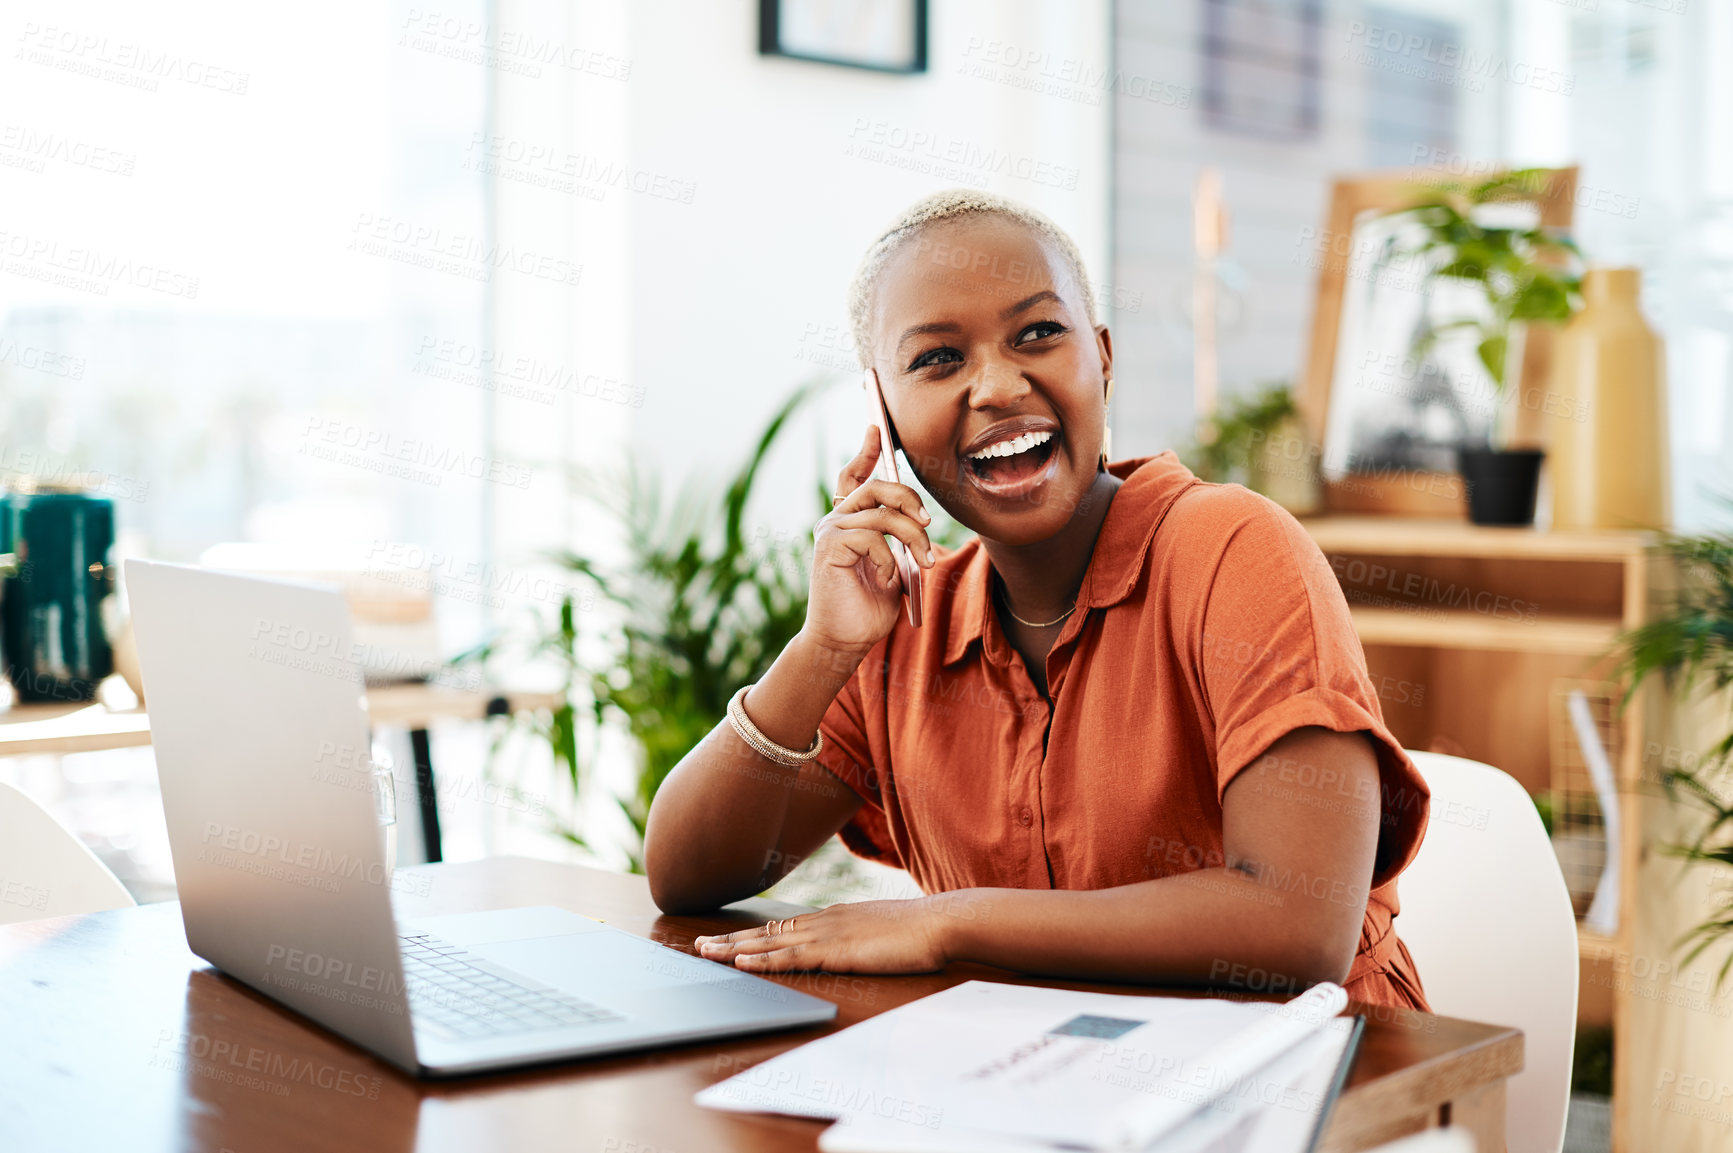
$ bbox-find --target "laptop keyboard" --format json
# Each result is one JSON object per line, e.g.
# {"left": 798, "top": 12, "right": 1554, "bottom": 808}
{"left": 399, "top": 932, "right": 621, "bottom": 1040}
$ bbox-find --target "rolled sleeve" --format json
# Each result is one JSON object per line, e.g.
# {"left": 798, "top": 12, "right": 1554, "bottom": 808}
{"left": 1197, "top": 497, "right": 1430, "bottom": 889}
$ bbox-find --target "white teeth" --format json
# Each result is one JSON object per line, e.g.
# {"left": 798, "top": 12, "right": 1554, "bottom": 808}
{"left": 968, "top": 429, "right": 1053, "bottom": 461}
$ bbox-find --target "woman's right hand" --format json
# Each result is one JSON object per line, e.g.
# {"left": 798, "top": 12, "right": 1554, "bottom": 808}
{"left": 803, "top": 425, "right": 936, "bottom": 657}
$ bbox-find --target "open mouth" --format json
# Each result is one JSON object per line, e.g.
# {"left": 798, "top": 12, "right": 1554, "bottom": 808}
{"left": 962, "top": 428, "right": 1061, "bottom": 499}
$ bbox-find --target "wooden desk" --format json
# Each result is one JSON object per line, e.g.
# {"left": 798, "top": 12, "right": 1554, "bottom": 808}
{"left": 0, "top": 858, "right": 1520, "bottom": 1152}
{"left": 0, "top": 682, "right": 563, "bottom": 861}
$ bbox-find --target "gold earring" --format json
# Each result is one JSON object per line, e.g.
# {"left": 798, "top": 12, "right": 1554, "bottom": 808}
{"left": 1099, "top": 375, "right": 1115, "bottom": 471}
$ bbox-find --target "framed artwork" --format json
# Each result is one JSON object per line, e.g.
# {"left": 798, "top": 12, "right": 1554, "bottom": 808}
{"left": 1297, "top": 167, "right": 1578, "bottom": 516}
{"left": 758, "top": 0, "right": 928, "bottom": 74}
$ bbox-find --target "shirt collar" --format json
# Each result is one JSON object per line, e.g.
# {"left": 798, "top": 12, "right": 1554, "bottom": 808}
{"left": 940, "top": 452, "right": 1202, "bottom": 666}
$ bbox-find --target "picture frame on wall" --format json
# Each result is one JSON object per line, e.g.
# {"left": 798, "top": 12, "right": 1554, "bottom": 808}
{"left": 758, "top": 0, "right": 928, "bottom": 74}
{"left": 1297, "top": 167, "right": 1578, "bottom": 516}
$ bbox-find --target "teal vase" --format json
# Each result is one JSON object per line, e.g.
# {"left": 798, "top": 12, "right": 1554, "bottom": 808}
{"left": 2, "top": 490, "right": 116, "bottom": 703}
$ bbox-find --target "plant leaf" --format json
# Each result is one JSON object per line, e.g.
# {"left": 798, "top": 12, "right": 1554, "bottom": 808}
{"left": 1476, "top": 334, "right": 1508, "bottom": 388}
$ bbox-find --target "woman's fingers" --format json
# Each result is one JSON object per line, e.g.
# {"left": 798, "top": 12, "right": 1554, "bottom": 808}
{"left": 836, "top": 477, "right": 929, "bottom": 525}
{"left": 815, "top": 527, "right": 901, "bottom": 588}
{"left": 827, "top": 433, "right": 933, "bottom": 564}
{"left": 735, "top": 943, "right": 816, "bottom": 971}
{"left": 693, "top": 920, "right": 795, "bottom": 947}
{"left": 695, "top": 917, "right": 819, "bottom": 961}
{"left": 695, "top": 901, "right": 943, "bottom": 975}
{"left": 705, "top": 931, "right": 805, "bottom": 958}
{"left": 830, "top": 507, "right": 934, "bottom": 568}
{"left": 827, "top": 479, "right": 934, "bottom": 566}
{"left": 832, "top": 425, "right": 882, "bottom": 504}
{"left": 804, "top": 426, "right": 932, "bottom": 650}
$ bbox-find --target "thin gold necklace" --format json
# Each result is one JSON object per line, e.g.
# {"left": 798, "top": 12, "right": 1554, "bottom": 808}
{"left": 995, "top": 574, "right": 1077, "bottom": 629}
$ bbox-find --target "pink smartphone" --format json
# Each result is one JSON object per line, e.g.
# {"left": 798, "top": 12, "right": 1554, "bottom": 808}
{"left": 863, "top": 368, "right": 923, "bottom": 628}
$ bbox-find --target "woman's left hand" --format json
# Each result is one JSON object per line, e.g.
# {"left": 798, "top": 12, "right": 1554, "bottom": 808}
{"left": 694, "top": 897, "right": 952, "bottom": 974}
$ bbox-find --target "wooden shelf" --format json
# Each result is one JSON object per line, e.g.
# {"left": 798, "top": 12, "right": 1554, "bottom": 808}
{"left": 1349, "top": 607, "right": 1622, "bottom": 655}
{"left": 1302, "top": 516, "right": 1653, "bottom": 561}
{"left": 1303, "top": 514, "right": 1659, "bottom": 1150}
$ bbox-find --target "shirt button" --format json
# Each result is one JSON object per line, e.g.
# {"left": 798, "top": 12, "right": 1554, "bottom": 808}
{"left": 1018, "top": 807, "right": 1034, "bottom": 828}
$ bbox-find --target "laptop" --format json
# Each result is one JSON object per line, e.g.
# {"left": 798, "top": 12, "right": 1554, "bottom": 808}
{"left": 124, "top": 559, "right": 836, "bottom": 1077}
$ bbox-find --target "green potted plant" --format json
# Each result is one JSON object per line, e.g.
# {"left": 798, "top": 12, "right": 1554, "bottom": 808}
{"left": 1182, "top": 381, "right": 1320, "bottom": 515}
{"left": 458, "top": 382, "right": 825, "bottom": 869}
{"left": 457, "top": 380, "right": 975, "bottom": 873}
{"left": 1388, "top": 169, "right": 1583, "bottom": 525}
{"left": 1618, "top": 525, "right": 1733, "bottom": 984}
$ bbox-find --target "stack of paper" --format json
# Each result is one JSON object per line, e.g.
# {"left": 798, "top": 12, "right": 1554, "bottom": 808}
{"left": 696, "top": 980, "right": 1361, "bottom": 1153}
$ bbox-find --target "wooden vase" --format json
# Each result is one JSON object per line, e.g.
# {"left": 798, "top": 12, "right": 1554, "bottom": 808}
{"left": 1548, "top": 268, "right": 1669, "bottom": 530}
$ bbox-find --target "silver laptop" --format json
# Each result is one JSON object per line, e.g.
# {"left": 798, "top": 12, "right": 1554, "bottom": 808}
{"left": 124, "top": 559, "right": 836, "bottom": 1076}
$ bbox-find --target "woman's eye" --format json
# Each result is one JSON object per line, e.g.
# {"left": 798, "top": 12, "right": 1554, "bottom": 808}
{"left": 1015, "top": 321, "right": 1068, "bottom": 346}
{"left": 909, "top": 347, "right": 963, "bottom": 370}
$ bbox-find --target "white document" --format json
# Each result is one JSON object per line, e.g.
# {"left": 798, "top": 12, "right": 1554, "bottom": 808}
{"left": 818, "top": 1018, "right": 1359, "bottom": 1153}
{"left": 696, "top": 980, "right": 1353, "bottom": 1152}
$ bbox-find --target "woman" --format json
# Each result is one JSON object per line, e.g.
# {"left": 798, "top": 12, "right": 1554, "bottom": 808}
{"left": 644, "top": 190, "right": 1430, "bottom": 1010}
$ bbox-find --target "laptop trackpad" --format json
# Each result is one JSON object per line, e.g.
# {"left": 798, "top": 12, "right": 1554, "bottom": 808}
{"left": 474, "top": 930, "right": 742, "bottom": 1001}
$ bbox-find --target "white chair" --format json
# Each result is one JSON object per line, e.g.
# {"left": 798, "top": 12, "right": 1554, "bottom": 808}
{"left": 1367, "top": 1130, "right": 1478, "bottom": 1153}
{"left": 1398, "top": 751, "right": 1579, "bottom": 1153}
{"left": 0, "top": 781, "right": 136, "bottom": 925}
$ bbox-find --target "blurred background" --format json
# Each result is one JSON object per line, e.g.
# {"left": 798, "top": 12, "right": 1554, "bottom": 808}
{"left": 5, "top": 4, "right": 1733, "bottom": 1149}
{"left": 10, "top": 0, "right": 1730, "bottom": 636}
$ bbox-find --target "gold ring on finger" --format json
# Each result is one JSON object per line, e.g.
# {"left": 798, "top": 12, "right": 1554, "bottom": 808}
{"left": 832, "top": 495, "right": 845, "bottom": 506}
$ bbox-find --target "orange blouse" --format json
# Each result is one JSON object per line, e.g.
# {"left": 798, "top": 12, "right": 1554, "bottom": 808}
{"left": 814, "top": 452, "right": 1431, "bottom": 1011}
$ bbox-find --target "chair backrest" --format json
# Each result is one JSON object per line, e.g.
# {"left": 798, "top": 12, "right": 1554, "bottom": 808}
{"left": 1366, "top": 1130, "right": 1477, "bottom": 1153}
{"left": 1399, "top": 751, "right": 1578, "bottom": 1153}
{"left": 0, "top": 781, "right": 136, "bottom": 925}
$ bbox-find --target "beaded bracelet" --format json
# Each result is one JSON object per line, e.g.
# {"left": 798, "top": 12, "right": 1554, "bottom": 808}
{"left": 726, "top": 684, "right": 824, "bottom": 768}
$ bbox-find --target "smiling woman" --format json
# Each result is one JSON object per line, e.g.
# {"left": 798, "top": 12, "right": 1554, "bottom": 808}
{"left": 847, "top": 192, "right": 1113, "bottom": 550}
{"left": 644, "top": 190, "right": 1432, "bottom": 1012}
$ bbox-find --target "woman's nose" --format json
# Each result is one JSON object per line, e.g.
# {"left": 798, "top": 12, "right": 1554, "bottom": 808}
{"left": 964, "top": 360, "right": 1031, "bottom": 409}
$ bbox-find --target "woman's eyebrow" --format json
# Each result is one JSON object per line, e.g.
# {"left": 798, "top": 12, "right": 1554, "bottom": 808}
{"left": 895, "top": 320, "right": 962, "bottom": 352}
{"left": 1000, "top": 289, "right": 1060, "bottom": 319}
{"left": 896, "top": 289, "right": 1064, "bottom": 351}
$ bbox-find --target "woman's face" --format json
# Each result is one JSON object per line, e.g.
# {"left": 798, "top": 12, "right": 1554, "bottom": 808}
{"left": 867, "top": 215, "right": 1113, "bottom": 545}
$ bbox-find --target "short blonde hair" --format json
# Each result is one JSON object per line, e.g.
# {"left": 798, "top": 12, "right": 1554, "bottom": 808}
{"left": 847, "top": 189, "right": 1098, "bottom": 369}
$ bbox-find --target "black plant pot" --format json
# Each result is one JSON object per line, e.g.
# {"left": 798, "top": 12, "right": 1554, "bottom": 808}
{"left": 1456, "top": 447, "right": 1545, "bottom": 527}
